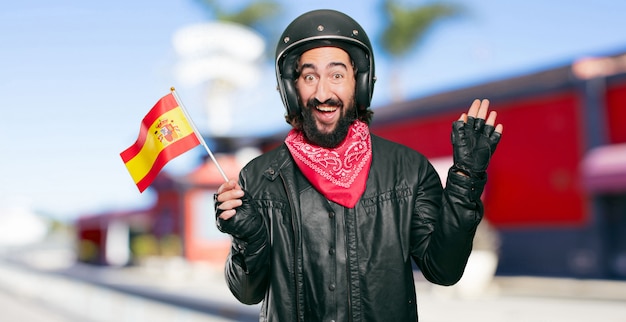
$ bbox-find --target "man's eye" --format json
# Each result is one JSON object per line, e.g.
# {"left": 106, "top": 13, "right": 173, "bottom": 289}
{"left": 304, "top": 75, "right": 316, "bottom": 82}
{"left": 333, "top": 73, "right": 344, "bottom": 79}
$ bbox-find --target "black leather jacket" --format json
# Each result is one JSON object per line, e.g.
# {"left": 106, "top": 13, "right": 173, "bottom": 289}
{"left": 223, "top": 134, "right": 486, "bottom": 321}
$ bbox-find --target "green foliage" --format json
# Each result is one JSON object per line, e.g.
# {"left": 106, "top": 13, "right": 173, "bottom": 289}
{"left": 381, "top": 0, "right": 462, "bottom": 57}
{"left": 193, "top": 0, "right": 282, "bottom": 57}
{"left": 131, "top": 234, "right": 160, "bottom": 258}
{"left": 78, "top": 239, "right": 99, "bottom": 262}
{"left": 159, "top": 234, "right": 183, "bottom": 257}
{"left": 194, "top": 0, "right": 280, "bottom": 27}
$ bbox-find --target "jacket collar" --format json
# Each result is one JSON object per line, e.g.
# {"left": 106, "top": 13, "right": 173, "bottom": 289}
{"left": 262, "top": 144, "right": 293, "bottom": 181}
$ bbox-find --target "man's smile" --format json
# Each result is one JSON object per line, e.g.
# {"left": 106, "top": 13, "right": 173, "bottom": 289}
{"left": 316, "top": 105, "right": 338, "bottom": 112}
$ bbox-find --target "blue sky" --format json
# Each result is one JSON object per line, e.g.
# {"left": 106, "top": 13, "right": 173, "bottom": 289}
{"left": 2, "top": 0, "right": 625, "bottom": 221}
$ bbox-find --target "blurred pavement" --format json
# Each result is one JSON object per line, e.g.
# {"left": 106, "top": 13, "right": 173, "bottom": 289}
{"left": 1, "top": 243, "right": 626, "bottom": 322}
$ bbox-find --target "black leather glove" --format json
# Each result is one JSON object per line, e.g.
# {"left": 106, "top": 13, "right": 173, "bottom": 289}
{"left": 451, "top": 116, "right": 502, "bottom": 178}
{"left": 215, "top": 191, "right": 263, "bottom": 241}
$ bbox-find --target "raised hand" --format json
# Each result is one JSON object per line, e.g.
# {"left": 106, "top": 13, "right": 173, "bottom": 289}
{"left": 451, "top": 99, "right": 503, "bottom": 178}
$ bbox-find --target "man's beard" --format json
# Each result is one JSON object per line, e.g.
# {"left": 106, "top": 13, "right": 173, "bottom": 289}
{"left": 301, "top": 97, "right": 357, "bottom": 148}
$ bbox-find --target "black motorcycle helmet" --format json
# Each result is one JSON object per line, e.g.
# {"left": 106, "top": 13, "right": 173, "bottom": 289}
{"left": 275, "top": 9, "right": 376, "bottom": 117}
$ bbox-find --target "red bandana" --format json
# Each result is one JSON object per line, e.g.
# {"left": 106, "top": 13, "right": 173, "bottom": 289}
{"left": 285, "top": 121, "right": 372, "bottom": 208}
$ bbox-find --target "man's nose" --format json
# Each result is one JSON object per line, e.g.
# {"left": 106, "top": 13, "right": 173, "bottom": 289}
{"left": 314, "top": 79, "right": 332, "bottom": 103}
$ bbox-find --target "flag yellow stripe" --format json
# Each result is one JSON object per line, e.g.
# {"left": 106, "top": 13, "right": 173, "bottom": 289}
{"left": 124, "top": 107, "right": 195, "bottom": 183}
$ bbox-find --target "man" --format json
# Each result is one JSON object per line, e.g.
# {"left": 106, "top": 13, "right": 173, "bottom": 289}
{"left": 214, "top": 9, "right": 503, "bottom": 321}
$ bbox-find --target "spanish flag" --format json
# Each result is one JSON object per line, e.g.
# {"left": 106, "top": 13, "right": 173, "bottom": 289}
{"left": 120, "top": 93, "right": 200, "bottom": 192}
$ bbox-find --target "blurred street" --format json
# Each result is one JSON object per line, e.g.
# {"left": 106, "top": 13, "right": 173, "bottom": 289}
{"left": 1, "top": 242, "right": 626, "bottom": 322}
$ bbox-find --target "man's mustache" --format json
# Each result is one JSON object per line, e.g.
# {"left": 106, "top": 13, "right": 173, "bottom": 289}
{"left": 307, "top": 98, "right": 343, "bottom": 109}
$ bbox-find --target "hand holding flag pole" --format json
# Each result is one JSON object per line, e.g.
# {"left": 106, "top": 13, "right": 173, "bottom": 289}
{"left": 120, "top": 88, "right": 228, "bottom": 193}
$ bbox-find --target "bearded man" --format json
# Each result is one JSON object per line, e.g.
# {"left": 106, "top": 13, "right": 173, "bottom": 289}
{"left": 214, "top": 9, "right": 503, "bottom": 322}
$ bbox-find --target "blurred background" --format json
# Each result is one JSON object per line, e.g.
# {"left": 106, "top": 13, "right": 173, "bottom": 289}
{"left": 2, "top": 0, "right": 626, "bottom": 321}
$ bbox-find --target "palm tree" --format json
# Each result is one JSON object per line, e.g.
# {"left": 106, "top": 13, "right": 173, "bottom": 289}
{"left": 193, "top": 0, "right": 281, "bottom": 43}
{"left": 380, "top": 0, "right": 463, "bottom": 100}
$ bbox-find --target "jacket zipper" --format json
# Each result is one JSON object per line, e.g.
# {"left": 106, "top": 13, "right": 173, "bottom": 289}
{"left": 280, "top": 173, "right": 302, "bottom": 322}
{"left": 344, "top": 206, "right": 354, "bottom": 322}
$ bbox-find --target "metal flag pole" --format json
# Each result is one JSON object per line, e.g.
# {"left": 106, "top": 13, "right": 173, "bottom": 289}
{"left": 170, "top": 87, "right": 229, "bottom": 182}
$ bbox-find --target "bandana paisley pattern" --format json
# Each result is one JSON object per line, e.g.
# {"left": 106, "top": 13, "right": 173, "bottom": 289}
{"left": 285, "top": 121, "right": 372, "bottom": 208}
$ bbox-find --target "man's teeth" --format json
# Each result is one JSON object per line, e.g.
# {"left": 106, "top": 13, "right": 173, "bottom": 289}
{"left": 316, "top": 106, "right": 337, "bottom": 112}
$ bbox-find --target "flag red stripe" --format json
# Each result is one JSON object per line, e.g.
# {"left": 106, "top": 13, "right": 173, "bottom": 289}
{"left": 134, "top": 134, "right": 201, "bottom": 192}
{"left": 120, "top": 93, "right": 179, "bottom": 162}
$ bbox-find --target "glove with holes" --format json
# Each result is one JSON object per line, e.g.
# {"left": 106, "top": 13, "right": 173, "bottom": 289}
{"left": 451, "top": 116, "right": 502, "bottom": 179}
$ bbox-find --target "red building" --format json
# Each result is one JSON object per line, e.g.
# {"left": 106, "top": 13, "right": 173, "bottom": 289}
{"left": 369, "top": 50, "right": 626, "bottom": 279}
{"left": 76, "top": 155, "right": 242, "bottom": 267}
